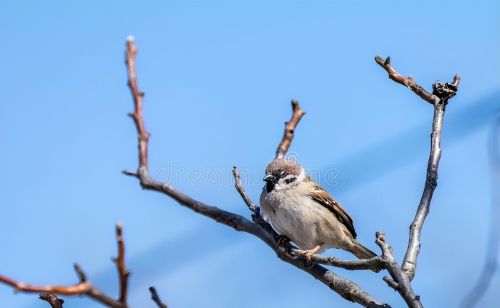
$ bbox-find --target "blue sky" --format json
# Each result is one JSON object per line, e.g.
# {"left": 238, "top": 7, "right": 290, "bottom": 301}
{"left": 1, "top": 1, "right": 499, "bottom": 307}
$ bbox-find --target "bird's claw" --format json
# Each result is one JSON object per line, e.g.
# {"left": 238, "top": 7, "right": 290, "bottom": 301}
{"left": 297, "top": 245, "right": 321, "bottom": 265}
{"left": 274, "top": 234, "right": 291, "bottom": 252}
{"left": 303, "top": 251, "right": 315, "bottom": 263}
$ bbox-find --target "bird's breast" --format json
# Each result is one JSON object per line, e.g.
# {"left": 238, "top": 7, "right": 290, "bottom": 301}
{"left": 260, "top": 187, "right": 330, "bottom": 249}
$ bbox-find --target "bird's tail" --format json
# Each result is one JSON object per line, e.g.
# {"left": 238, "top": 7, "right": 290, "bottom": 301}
{"left": 348, "top": 241, "right": 381, "bottom": 272}
{"left": 349, "top": 241, "right": 377, "bottom": 260}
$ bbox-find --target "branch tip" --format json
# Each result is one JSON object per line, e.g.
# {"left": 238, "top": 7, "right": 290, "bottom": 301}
{"left": 383, "top": 277, "right": 399, "bottom": 290}
{"left": 125, "top": 36, "right": 150, "bottom": 171}
{"left": 275, "top": 100, "right": 305, "bottom": 159}
{"left": 232, "top": 166, "right": 258, "bottom": 213}
{"left": 114, "top": 224, "right": 129, "bottom": 305}
{"left": 122, "top": 170, "right": 139, "bottom": 177}
{"left": 150, "top": 287, "right": 168, "bottom": 308}
{"left": 73, "top": 263, "right": 87, "bottom": 282}
{"left": 374, "top": 55, "right": 436, "bottom": 104}
{"left": 116, "top": 224, "right": 123, "bottom": 237}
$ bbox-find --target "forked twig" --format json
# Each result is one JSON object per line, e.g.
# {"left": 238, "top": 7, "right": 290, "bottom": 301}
{"left": 0, "top": 225, "right": 130, "bottom": 308}
{"left": 376, "top": 56, "right": 460, "bottom": 281}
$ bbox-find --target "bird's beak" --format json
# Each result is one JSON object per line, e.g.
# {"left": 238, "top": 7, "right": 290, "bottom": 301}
{"left": 263, "top": 174, "right": 277, "bottom": 183}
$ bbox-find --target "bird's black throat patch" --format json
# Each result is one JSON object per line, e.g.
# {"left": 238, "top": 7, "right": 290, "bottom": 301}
{"left": 266, "top": 181, "right": 275, "bottom": 192}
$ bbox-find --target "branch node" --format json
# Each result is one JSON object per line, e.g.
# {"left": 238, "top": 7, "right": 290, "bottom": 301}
{"left": 432, "top": 78, "right": 460, "bottom": 104}
{"left": 426, "top": 171, "right": 438, "bottom": 188}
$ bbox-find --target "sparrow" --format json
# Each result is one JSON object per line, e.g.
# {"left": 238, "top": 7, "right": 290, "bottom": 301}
{"left": 260, "top": 158, "right": 376, "bottom": 260}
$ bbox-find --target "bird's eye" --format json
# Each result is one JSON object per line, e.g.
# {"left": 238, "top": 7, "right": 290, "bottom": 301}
{"left": 284, "top": 177, "right": 296, "bottom": 184}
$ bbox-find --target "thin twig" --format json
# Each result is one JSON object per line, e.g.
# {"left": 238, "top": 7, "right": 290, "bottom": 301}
{"left": 39, "top": 294, "right": 64, "bottom": 308}
{"left": 112, "top": 224, "right": 130, "bottom": 305}
{"left": 126, "top": 35, "right": 150, "bottom": 171}
{"left": 275, "top": 100, "right": 305, "bottom": 159}
{"left": 375, "top": 55, "right": 460, "bottom": 280}
{"left": 149, "top": 287, "right": 168, "bottom": 308}
{"left": 232, "top": 166, "right": 278, "bottom": 236}
{"left": 124, "top": 36, "right": 388, "bottom": 308}
{"left": 0, "top": 271, "right": 90, "bottom": 295}
{"left": 73, "top": 263, "right": 88, "bottom": 282}
{"left": 0, "top": 266, "right": 122, "bottom": 307}
{"left": 374, "top": 56, "right": 437, "bottom": 104}
{"left": 232, "top": 166, "right": 257, "bottom": 213}
{"left": 383, "top": 276, "right": 399, "bottom": 291}
{"left": 290, "top": 250, "right": 383, "bottom": 273}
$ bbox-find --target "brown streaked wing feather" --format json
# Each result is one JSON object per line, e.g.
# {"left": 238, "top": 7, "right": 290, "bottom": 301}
{"left": 306, "top": 181, "right": 357, "bottom": 238}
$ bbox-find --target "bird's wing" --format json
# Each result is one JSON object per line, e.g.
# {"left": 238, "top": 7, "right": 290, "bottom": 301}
{"left": 305, "top": 179, "right": 357, "bottom": 238}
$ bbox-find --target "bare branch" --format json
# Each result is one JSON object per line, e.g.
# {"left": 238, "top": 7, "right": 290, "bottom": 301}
{"left": 375, "top": 56, "right": 460, "bottom": 280}
{"left": 39, "top": 294, "right": 64, "bottom": 308}
{"left": 275, "top": 100, "right": 305, "bottom": 159}
{"left": 112, "top": 224, "right": 130, "bottom": 305}
{"left": 123, "top": 37, "right": 274, "bottom": 246}
{"left": 0, "top": 273, "right": 91, "bottom": 295}
{"left": 290, "top": 262, "right": 388, "bottom": 308}
{"left": 0, "top": 270, "right": 121, "bottom": 307}
{"left": 124, "top": 37, "right": 388, "bottom": 308}
{"left": 149, "top": 287, "right": 168, "bottom": 308}
{"left": 0, "top": 228, "right": 130, "bottom": 308}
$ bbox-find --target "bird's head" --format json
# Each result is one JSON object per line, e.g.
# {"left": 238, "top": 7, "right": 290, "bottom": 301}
{"left": 263, "top": 159, "right": 305, "bottom": 192}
